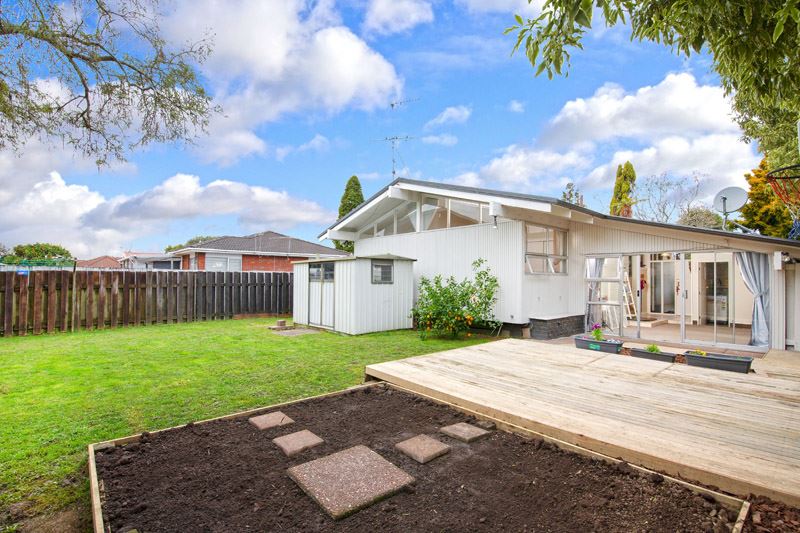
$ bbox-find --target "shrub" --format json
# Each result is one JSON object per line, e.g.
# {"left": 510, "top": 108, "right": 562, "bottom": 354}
{"left": 411, "top": 259, "right": 501, "bottom": 339}
{"left": 646, "top": 344, "right": 661, "bottom": 353}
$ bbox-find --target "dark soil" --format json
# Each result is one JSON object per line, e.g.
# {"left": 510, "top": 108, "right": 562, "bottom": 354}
{"left": 746, "top": 496, "right": 800, "bottom": 532}
{"left": 96, "top": 386, "right": 737, "bottom": 532}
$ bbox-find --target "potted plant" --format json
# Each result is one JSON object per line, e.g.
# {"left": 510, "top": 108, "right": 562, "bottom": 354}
{"left": 574, "top": 323, "right": 623, "bottom": 354}
{"left": 630, "top": 344, "right": 677, "bottom": 363}
{"left": 684, "top": 349, "right": 753, "bottom": 373}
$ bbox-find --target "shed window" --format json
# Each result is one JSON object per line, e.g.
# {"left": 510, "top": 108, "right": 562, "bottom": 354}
{"left": 371, "top": 260, "right": 394, "bottom": 284}
{"left": 323, "top": 262, "right": 335, "bottom": 281}
{"left": 525, "top": 224, "right": 567, "bottom": 275}
{"left": 309, "top": 263, "right": 322, "bottom": 281}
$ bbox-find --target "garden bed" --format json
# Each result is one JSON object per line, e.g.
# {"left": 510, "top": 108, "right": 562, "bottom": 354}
{"left": 91, "top": 384, "right": 747, "bottom": 532}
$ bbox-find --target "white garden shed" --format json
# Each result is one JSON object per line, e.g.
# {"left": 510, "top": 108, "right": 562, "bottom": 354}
{"left": 292, "top": 255, "right": 415, "bottom": 335}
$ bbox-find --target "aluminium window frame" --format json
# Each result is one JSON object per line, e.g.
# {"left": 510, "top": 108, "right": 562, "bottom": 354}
{"left": 524, "top": 223, "right": 568, "bottom": 276}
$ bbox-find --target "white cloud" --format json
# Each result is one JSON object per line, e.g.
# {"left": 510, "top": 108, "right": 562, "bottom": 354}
{"left": 480, "top": 145, "right": 590, "bottom": 187}
{"left": 507, "top": 100, "right": 525, "bottom": 113}
{"left": 425, "top": 105, "right": 472, "bottom": 129}
{"left": 422, "top": 134, "right": 458, "bottom": 146}
{"left": 456, "top": 0, "right": 541, "bottom": 15}
{"left": 164, "top": 0, "right": 402, "bottom": 165}
{"left": 545, "top": 72, "right": 738, "bottom": 147}
{"left": 581, "top": 134, "right": 759, "bottom": 197}
{"left": 84, "top": 174, "right": 334, "bottom": 232}
{"left": 446, "top": 171, "right": 483, "bottom": 187}
{"left": 363, "top": 0, "right": 434, "bottom": 36}
{"left": 276, "top": 134, "right": 331, "bottom": 161}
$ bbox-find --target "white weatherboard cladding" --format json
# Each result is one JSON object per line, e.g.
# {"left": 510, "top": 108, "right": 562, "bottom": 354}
{"left": 293, "top": 263, "right": 309, "bottom": 325}
{"left": 355, "top": 221, "right": 525, "bottom": 323}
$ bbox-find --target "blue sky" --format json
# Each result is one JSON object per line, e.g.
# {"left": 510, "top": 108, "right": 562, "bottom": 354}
{"left": 0, "top": 0, "right": 759, "bottom": 257}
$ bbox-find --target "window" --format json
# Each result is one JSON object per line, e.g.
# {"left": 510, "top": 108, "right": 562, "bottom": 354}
{"left": 396, "top": 202, "right": 417, "bottom": 234}
{"left": 323, "top": 262, "right": 335, "bottom": 281}
{"left": 206, "top": 254, "right": 243, "bottom": 272}
{"left": 375, "top": 212, "right": 395, "bottom": 237}
{"left": 358, "top": 226, "right": 374, "bottom": 240}
{"left": 309, "top": 263, "right": 322, "bottom": 281}
{"left": 371, "top": 260, "right": 393, "bottom": 284}
{"left": 449, "top": 199, "right": 481, "bottom": 227}
{"left": 421, "top": 197, "right": 448, "bottom": 230}
{"left": 525, "top": 224, "right": 567, "bottom": 275}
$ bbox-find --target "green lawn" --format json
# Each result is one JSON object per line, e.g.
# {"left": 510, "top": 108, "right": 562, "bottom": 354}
{"left": 0, "top": 318, "right": 490, "bottom": 528}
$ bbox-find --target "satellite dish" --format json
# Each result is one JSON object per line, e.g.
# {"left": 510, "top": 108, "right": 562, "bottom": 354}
{"left": 713, "top": 186, "right": 748, "bottom": 214}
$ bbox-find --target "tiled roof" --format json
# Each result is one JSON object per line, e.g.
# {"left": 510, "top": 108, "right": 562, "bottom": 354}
{"left": 178, "top": 231, "right": 348, "bottom": 256}
{"left": 76, "top": 256, "right": 122, "bottom": 268}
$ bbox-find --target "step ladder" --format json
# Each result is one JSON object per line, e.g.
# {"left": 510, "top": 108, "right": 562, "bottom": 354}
{"left": 623, "top": 273, "right": 638, "bottom": 321}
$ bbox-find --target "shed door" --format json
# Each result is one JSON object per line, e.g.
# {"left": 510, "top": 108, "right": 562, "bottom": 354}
{"left": 308, "top": 262, "right": 334, "bottom": 328}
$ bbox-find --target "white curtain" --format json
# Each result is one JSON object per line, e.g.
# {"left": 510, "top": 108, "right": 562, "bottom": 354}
{"left": 735, "top": 252, "right": 770, "bottom": 347}
{"left": 586, "top": 258, "right": 605, "bottom": 330}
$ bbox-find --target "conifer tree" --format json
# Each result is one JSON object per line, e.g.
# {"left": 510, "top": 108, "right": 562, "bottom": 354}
{"left": 610, "top": 161, "right": 636, "bottom": 217}
{"left": 335, "top": 176, "right": 364, "bottom": 252}
{"left": 738, "top": 158, "right": 793, "bottom": 238}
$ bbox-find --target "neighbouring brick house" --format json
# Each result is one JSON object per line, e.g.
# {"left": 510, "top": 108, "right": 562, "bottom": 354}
{"left": 171, "top": 231, "right": 349, "bottom": 272}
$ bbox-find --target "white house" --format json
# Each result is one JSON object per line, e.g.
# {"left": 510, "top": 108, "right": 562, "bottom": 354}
{"left": 320, "top": 178, "right": 800, "bottom": 353}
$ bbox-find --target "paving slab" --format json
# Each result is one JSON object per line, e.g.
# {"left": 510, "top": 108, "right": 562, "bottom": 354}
{"left": 272, "top": 430, "right": 324, "bottom": 457}
{"left": 273, "top": 328, "right": 320, "bottom": 337}
{"left": 440, "top": 422, "right": 491, "bottom": 443}
{"left": 395, "top": 434, "right": 450, "bottom": 464}
{"left": 287, "top": 445, "right": 414, "bottom": 519}
{"left": 248, "top": 411, "right": 294, "bottom": 430}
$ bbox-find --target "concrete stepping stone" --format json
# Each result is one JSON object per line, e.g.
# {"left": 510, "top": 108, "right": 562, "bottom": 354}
{"left": 248, "top": 411, "right": 294, "bottom": 430}
{"left": 287, "top": 445, "right": 414, "bottom": 519}
{"left": 440, "top": 422, "right": 491, "bottom": 443}
{"left": 273, "top": 429, "right": 324, "bottom": 457}
{"left": 395, "top": 434, "right": 450, "bottom": 464}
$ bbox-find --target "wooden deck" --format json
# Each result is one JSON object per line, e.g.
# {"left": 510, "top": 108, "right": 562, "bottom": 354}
{"left": 366, "top": 339, "right": 800, "bottom": 505}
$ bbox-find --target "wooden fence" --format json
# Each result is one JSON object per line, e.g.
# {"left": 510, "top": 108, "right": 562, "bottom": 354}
{"left": 0, "top": 270, "right": 293, "bottom": 337}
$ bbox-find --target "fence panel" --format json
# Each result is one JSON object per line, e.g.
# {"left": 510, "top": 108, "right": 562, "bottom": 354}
{"left": 0, "top": 269, "right": 293, "bottom": 337}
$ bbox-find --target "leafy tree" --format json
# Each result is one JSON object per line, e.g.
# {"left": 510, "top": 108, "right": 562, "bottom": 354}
{"left": 411, "top": 259, "right": 501, "bottom": 339}
{"left": 677, "top": 206, "right": 724, "bottom": 229}
{"left": 335, "top": 175, "right": 364, "bottom": 253}
{"left": 11, "top": 243, "right": 73, "bottom": 259}
{"left": 561, "top": 182, "right": 585, "bottom": 207}
{"left": 609, "top": 161, "right": 636, "bottom": 217}
{"left": 738, "top": 158, "right": 794, "bottom": 237}
{"left": 0, "top": 0, "right": 215, "bottom": 165}
{"left": 164, "top": 235, "right": 220, "bottom": 253}
{"left": 635, "top": 173, "right": 700, "bottom": 223}
{"left": 506, "top": 1, "right": 800, "bottom": 169}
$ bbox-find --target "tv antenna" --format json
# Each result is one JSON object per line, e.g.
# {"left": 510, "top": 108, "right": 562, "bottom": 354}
{"left": 382, "top": 135, "right": 413, "bottom": 179}
{"left": 712, "top": 186, "right": 752, "bottom": 233}
{"left": 390, "top": 98, "right": 418, "bottom": 110}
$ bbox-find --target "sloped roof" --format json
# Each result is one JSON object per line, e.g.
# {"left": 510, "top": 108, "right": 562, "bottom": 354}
{"left": 76, "top": 256, "right": 122, "bottom": 268}
{"left": 175, "top": 231, "right": 348, "bottom": 257}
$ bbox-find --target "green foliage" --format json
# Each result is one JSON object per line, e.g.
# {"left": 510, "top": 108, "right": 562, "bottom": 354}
{"left": 164, "top": 235, "right": 220, "bottom": 252}
{"left": 646, "top": 344, "right": 661, "bottom": 353}
{"left": 677, "top": 206, "right": 724, "bottom": 229}
{"left": 610, "top": 161, "right": 636, "bottom": 217}
{"left": 10, "top": 243, "right": 73, "bottom": 260}
{"left": 506, "top": 1, "right": 800, "bottom": 169}
{"left": 561, "top": 182, "right": 585, "bottom": 207}
{"left": 590, "top": 322, "right": 604, "bottom": 341}
{"left": 0, "top": 318, "right": 488, "bottom": 524}
{"left": 334, "top": 175, "right": 365, "bottom": 253}
{"left": 738, "top": 158, "right": 794, "bottom": 237}
{"left": 411, "top": 259, "right": 501, "bottom": 339}
{"left": 0, "top": 0, "right": 215, "bottom": 165}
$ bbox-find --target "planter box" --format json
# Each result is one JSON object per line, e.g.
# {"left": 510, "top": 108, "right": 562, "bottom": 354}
{"left": 630, "top": 348, "right": 677, "bottom": 363}
{"left": 574, "top": 336, "right": 623, "bottom": 354}
{"left": 684, "top": 352, "right": 753, "bottom": 374}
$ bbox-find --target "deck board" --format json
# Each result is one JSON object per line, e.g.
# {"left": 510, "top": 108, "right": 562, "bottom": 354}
{"left": 366, "top": 339, "right": 800, "bottom": 505}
